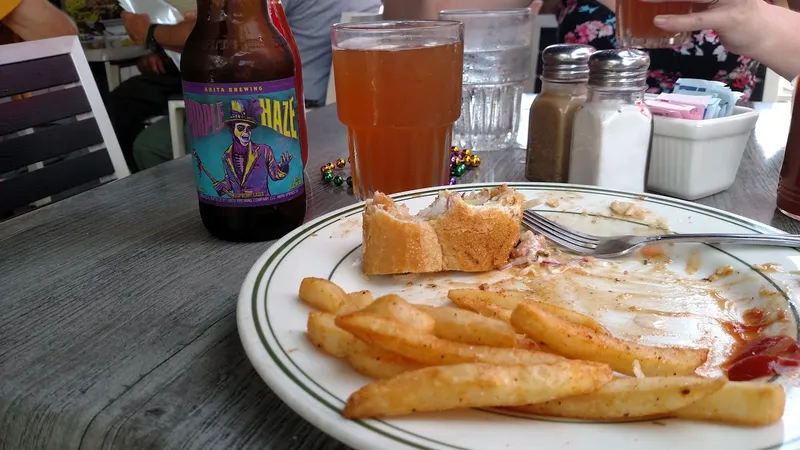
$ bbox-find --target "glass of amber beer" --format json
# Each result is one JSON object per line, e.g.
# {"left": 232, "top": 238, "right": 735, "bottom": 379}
{"left": 616, "top": 0, "right": 694, "bottom": 48}
{"left": 331, "top": 21, "right": 464, "bottom": 200}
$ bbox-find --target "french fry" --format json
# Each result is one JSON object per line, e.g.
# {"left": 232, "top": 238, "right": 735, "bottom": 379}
{"left": 447, "top": 291, "right": 512, "bottom": 322}
{"left": 416, "top": 305, "right": 518, "bottom": 348}
{"left": 449, "top": 289, "right": 609, "bottom": 335}
{"left": 338, "top": 290, "right": 375, "bottom": 314}
{"left": 674, "top": 382, "right": 786, "bottom": 426}
{"left": 299, "top": 277, "right": 346, "bottom": 313}
{"left": 308, "top": 312, "right": 421, "bottom": 377}
{"left": 343, "top": 361, "right": 614, "bottom": 418}
{"left": 359, "top": 294, "right": 436, "bottom": 333}
{"left": 345, "top": 346, "right": 424, "bottom": 379}
{"left": 512, "top": 376, "right": 726, "bottom": 420}
{"left": 510, "top": 303, "right": 708, "bottom": 376}
{"left": 335, "top": 313, "right": 566, "bottom": 366}
{"left": 307, "top": 311, "right": 368, "bottom": 358}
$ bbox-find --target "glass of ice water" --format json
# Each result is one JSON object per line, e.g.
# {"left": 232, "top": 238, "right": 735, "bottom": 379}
{"left": 438, "top": 8, "right": 533, "bottom": 151}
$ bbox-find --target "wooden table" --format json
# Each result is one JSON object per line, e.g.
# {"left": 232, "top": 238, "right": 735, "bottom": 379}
{"left": 0, "top": 96, "right": 796, "bottom": 449}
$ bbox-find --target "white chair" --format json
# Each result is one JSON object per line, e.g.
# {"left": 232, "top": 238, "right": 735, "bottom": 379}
{"left": 0, "top": 36, "right": 129, "bottom": 217}
{"left": 325, "top": 10, "right": 384, "bottom": 106}
{"left": 168, "top": 99, "right": 187, "bottom": 159}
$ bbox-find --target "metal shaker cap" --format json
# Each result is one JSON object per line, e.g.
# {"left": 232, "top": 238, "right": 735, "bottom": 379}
{"left": 588, "top": 49, "right": 650, "bottom": 89}
{"left": 541, "top": 44, "right": 596, "bottom": 82}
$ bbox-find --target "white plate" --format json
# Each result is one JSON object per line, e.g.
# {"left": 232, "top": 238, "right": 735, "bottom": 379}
{"left": 237, "top": 182, "right": 800, "bottom": 450}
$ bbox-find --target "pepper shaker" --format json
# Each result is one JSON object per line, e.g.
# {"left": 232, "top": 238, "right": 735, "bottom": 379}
{"left": 525, "top": 44, "right": 595, "bottom": 183}
{"left": 568, "top": 49, "right": 653, "bottom": 192}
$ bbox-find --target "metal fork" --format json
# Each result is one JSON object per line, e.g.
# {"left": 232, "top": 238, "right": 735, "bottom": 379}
{"left": 522, "top": 210, "right": 800, "bottom": 258}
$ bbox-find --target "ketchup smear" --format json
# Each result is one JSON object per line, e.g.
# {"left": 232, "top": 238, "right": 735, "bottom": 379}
{"left": 725, "top": 335, "right": 800, "bottom": 381}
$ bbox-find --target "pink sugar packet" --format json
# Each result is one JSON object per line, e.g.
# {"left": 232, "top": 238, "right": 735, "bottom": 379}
{"left": 645, "top": 99, "right": 704, "bottom": 120}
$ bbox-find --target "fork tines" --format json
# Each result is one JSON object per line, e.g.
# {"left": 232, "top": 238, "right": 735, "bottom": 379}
{"left": 521, "top": 210, "right": 598, "bottom": 254}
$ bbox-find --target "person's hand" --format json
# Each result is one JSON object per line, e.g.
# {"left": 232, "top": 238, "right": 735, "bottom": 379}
{"left": 647, "top": 0, "right": 770, "bottom": 57}
{"left": 121, "top": 11, "right": 151, "bottom": 45}
{"left": 279, "top": 152, "right": 293, "bottom": 166}
{"left": 137, "top": 53, "right": 165, "bottom": 75}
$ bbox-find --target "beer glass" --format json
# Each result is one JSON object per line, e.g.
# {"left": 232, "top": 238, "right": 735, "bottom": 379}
{"left": 616, "top": 0, "right": 694, "bottom": 48}
{"left": 331, "top": 21, "right": 464, "bottom": 200}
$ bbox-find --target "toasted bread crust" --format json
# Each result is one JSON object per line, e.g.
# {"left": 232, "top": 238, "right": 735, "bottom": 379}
{"left": 361, "top": 186, "right": 524, "bottom": 275}
{"left": 362, "top": 200, "right": 443, "bottom": 276}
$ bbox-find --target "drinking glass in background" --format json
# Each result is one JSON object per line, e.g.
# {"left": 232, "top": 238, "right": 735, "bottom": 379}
{"left": 438, "top": 9, "right": 532, "bottom": 151}
{"left": 616, "top": 0, "right": 694, "bottom": 48}
{"left": 331, "top": 21, "right": 464, "bottom": 200}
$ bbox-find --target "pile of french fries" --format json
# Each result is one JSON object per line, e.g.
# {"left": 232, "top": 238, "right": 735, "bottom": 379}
{"left": 298, "top": 278, "right": 786, "bottom": 425}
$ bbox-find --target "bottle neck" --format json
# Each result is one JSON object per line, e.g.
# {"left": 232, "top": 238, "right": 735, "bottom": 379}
{"left": 540, "top": 79, "right": 588, "bottom": 96}
{"left": 586, "top": 87, "right": 644, "bottom": 104}
{"left": 196, "top": 0, "right": 271, "bottom": 24}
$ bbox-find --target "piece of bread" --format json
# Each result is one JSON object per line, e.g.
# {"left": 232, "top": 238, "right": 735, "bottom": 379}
{"left": 361, "top": 185, "right": 525, "bottom": 275}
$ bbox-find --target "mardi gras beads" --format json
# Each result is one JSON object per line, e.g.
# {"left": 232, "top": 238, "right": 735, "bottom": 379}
{"left": 321, "top": 157, "right": 351, "bottom": 189}
{"left": 322, "top": 148, "right": 480, "bottom": 187}
{"left": 448, "top": 146, "right": 480, "bottom": 185}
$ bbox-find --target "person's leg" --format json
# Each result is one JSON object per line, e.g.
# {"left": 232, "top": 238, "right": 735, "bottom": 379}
{"left": 132, "top": 118, "right": 175, "bottom": 171}
{"left": 106, "top": 70, "right": 181, "bottom": 173}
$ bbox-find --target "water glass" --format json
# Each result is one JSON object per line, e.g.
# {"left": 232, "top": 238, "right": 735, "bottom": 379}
{"left": 438, "top": 8, "right": 533, "bottom": 151}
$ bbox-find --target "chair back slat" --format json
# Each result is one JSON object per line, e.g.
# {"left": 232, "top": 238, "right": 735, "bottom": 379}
{"left": 0, "top": 150, "right": 115, "bottom": 214}
{"left": 0, "top": 36, "right": 130, "bottom": 219}
{"left": 0, "top": 54, "right": 80, "bottom": 98}
{"left": 0, "top": 119, "right": 103, "bottom": 173}
{"left": 0, "top": 86, "right": 91, "bottom": 136}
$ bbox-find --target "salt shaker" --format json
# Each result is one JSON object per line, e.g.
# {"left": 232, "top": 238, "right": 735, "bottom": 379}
{"left": 526, "top": 44, "right": 595, "bottom": 183}
{"left": 568, "top": 49, "right": 652, "bottom": 192}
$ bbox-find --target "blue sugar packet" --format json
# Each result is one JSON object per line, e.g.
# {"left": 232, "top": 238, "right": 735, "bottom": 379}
{"left": 703, "top": 97, "right": 721, "bottom": 120}
{"left": 674, "top": 78, "right": 736, "bottom": 118}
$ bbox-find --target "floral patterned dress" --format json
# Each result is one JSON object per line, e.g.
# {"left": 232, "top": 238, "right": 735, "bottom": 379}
{"left": 558, "top": 0, "right": 758, "bottom": 100}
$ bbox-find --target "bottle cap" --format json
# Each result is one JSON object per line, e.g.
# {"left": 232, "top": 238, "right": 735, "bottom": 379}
{"left": 541, "top": 44, "right": 596, "bottom": 82}
{"left": 588, "top": 49, "right": 650, "bottom": 89}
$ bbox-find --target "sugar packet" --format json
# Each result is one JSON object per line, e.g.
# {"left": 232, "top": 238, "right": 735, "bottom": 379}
{"left": 645, "top": 100, "right": 704, "bottom": 120}
{"left": 673, "top": 78, "right": 736, "bottom": 118}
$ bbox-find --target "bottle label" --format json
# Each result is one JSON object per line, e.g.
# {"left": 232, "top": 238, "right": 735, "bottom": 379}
{"left": 183, "top": 78, "right": 305, "bottom": 207}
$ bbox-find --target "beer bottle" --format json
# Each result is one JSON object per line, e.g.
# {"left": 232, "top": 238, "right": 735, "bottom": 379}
{"left": 181, "top": 0, "right": 307, "bottom": 242}
{"left": 268, "top": 0, "right": 309, "bottom": 168}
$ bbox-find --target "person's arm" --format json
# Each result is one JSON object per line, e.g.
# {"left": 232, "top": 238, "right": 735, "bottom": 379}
{"left": 383, "top": 0, "right": 535, "bottom": 20}
{"left": 1, "top": 0, "right": 78, "bottom": 41}
{"left": 153, "top": 19, "right": 195, "bottom": 52}
{"left": 653, "top": 0, "right": 800, "bottom": 80}
{"left": 750, "top": 4, "right": 800, "bottom": 79}
{"left": 122, "top": 11, "right": 195, "bottom": 52}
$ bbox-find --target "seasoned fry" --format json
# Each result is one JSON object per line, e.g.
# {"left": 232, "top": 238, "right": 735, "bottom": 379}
{"left": 307, "top": 311, "right": 368, "bottom": 358}
{"left": 335, "top": 313, "right": 566, "bottom": 366}
{"left": 510, "top": 303, "right": 708, "bottom": 376}
{"left": 674, "top": 382, "right": 786, "bottom": 426}
{"left": 449, "top": 289, "right": 609, "bottom": 334}
{"left": 299, "top": 277, "right": 347, "bottom": 313}
{"left": 512, "top": 376, "right": 726, "bottom": 420}
{"left": 337, "top": 290, "right": 375, "bottom": 315}
{"left": 447, "top": 291, "right": 512, "bottom": 322}
{"left": 360, "top": 294, "right": 436, "bottom": 333}
{"left": 343, "top": 361, "right": 614, "bottom": 418}
{"left": 345, "top": 346, "right": 424, "bottom": 379}
{"left": 416, "top": 305, "right": 518, "bottom": 347}
{"left": 308, "top": 312, "right": 421, "bottom": 377}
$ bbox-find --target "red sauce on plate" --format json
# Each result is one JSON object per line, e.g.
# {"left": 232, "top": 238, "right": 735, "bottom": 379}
{"left": 724, "top": 336, "right": 800, "bottom": 381}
